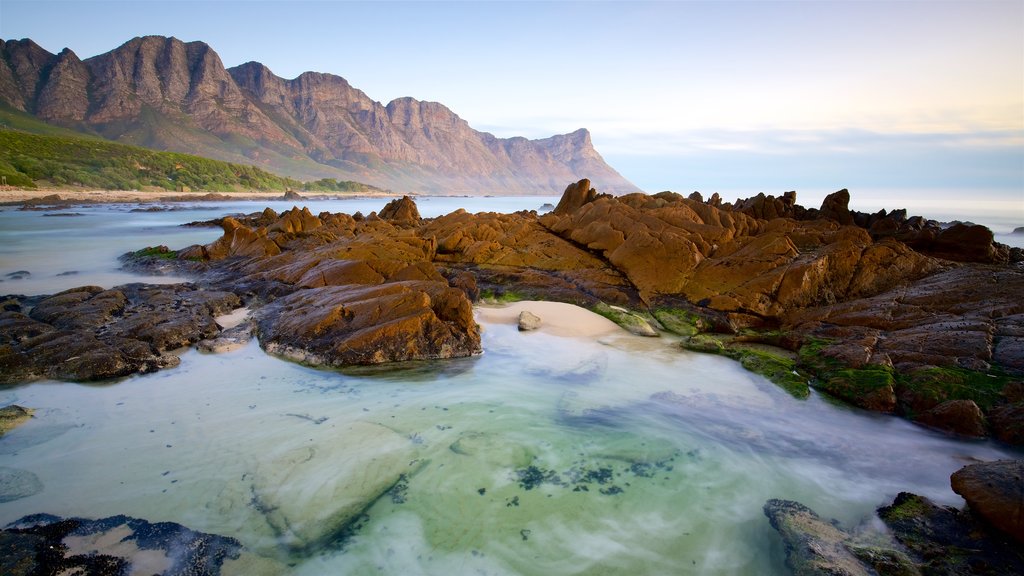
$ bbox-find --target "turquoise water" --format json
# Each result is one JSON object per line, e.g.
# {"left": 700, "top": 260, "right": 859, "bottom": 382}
{"left": 1, "top": 196, "right": 1021, "bottom": 574}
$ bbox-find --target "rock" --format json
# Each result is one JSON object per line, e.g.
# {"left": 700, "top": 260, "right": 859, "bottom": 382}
{"left": 0, "top": 513, "right": 242, "bottom": 575}
{"left": 819, "top": 189, "right": 854, "bottom": 225}
{"left": 593, "top": 303, "right": 658, "bottom": 337}
{"left": 762, "top": 499, "right": 876, "bottom": 576}
{"left": 879, "top": 491, "right": 1024, "bottom": 574}
{"left": 249, "top": 421, "right": 419, "bottom": 552}
{"left": 281, "top": 189, "right": 303, "bottom": 200}
{"left": 552, "top": 178, "right": 599, "bottom": 215}
{"left": 255, "top": 282, "right": 480, "bottom": 367}
{"left": 197, "top": 321, "right": 254, "bottom": 353}
{"left": 914, "top": 399, "right": 987, "bottom": 437}
{"left": 1012, "top": 226, "right": 1024, "bottom": 236}
{"left": 950, "top": 459, "right": 1024, "bottom": 544}
{"left": 518, "top": 310, "right": 542, "bottom": 331}
{"left": 988, "top": 403, "right": 1024, "bottom": 445}
{"left": 0, "top": 467, "right": 43, "bottom": 503}
{"left": 0, "top": 405, "right": 33, "bottom": 437}
{"left": 378, "top": 195, "right": 421, "bottom": 223}
{"left": 0, "top": 284, "right": 241, "bottom": 384}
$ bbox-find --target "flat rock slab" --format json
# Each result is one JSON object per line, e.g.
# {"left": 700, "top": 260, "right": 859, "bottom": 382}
{"left": 0, "top": 467, "right": 43, "bottom": 503}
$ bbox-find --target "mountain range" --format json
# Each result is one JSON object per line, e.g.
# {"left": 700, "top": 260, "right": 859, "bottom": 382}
{"left": 0, "top": 35, "right": 639, "bottom": 194}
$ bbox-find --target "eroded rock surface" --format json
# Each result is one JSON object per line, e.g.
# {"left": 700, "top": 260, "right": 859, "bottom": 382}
{"left": 950, "top": 460, "right": 1024, "bottom": 544}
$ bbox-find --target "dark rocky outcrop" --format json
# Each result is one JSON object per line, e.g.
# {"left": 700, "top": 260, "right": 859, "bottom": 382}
{"left": 0, "top": 284, "right": 240, "bottom": 383}
{"left": 0, "top": 513, "right": 242, "bottom": 576}
{"left": 879, "top": 491, "right": 1024, "bottom": 575}
{"left": 0, "top": 36, "right": 639, "bottom": 195}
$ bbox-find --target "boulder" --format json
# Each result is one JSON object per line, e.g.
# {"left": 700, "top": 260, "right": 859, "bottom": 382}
{"left": 256, "top": 281, "right": 480, "bottom": 366}
{"left": 552, "top": 178, "right": 599, "bottom": 215}
{"left": 988, "top": 403, "right": 1024, "bottom": 445}
{"left": 914, "top": 399, "right": 987, "bottom": 437}
{"left": 819, "top": 189, "right": 854, "bottom": 225}
{"left": 950, "top": 459, "right": 1024, "bottom": 544}
{"left": 378, "top": 195, "right": 421, "bottom": 223}
{"left": 518, "top": 310, "right": 542, "bottom": 331}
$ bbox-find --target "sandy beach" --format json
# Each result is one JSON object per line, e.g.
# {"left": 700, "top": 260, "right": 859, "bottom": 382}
{"left": 475, "top": 300, "right": 623, "bottom": 338}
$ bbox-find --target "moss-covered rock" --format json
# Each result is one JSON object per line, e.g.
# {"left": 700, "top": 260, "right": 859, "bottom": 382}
{"left": 817, "top": 367, "right": 898, "bottom": 413}
{"left": 683, "top": 335, "right": 810, "bottom": 398}
{"left": 652, "top": 307, "right": 704, "bottom": 336}
{"left": 593, "top": 302, "right": 658, "bottom": 337}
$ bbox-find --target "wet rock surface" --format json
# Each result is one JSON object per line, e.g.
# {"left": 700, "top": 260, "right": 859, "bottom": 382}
{"left": 0, "top": 513, "right": 242, "bottom": 576}
{"left": 0, "top": 284, "right": 240, "bottom": 383}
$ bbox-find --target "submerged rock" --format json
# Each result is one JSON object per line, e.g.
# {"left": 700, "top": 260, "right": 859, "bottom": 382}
{"left": 0, "top": 513, "right": 242, "bottom": 575}
{"left": 249, "top": 421, "right": 420, "bottom": 552}
{"left": 0, "top": 467, "right": 43, "bottom": 503}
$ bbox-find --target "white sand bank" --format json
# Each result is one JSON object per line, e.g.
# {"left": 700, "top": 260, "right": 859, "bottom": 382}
{"left": 475, "top": 301, "right": 622, "bottom": 338}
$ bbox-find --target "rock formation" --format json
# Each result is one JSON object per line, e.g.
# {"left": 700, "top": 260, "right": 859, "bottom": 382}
{"left": 1, "top": 180, "right": 1021, "bottom": 446}
{"left": 0, "top": 36, "right": 639, "bottom": 195}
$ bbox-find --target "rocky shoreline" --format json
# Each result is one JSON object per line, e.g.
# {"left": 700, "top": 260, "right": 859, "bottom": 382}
{"left": 2, "top": 179, "right": 1023, "bottom": 574}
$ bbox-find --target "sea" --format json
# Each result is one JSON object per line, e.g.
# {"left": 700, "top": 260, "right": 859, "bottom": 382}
{"left": 0, "top": 195, "right": 1021, "bottom": 574}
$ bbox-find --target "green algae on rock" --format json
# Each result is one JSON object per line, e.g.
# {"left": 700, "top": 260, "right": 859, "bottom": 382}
{"left": 0, "top": 405, "right": 33, "bottom": 438}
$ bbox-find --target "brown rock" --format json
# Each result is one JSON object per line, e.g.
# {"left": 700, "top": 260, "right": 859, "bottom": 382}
{"left": 255, "top": 281, "right": 480, "bottom": 366}
{"left": 378, "top": 196, "right": 421, "bottom": 223}
{"left": 552, "top": 179, "right": 599, "bottom": 215}
{"left": 989, "top": 403, "right": 1024, "bottom": 445}
{"left": 0, "top": 405, "right": 34, "bottom": 437}
{"left": 819, "top": 189, "right": 854, "bottom": 225}
{"left": 914, "top": 399, "right": 987, "bottom": 437}
{"left": 518, "top": 311, "right": 542, "bottom": 331}
{"left": 950, "top": 459, "right": 1024, "bottom": 544}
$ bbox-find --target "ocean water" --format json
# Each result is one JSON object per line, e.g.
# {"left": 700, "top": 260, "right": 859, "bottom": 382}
{"left": 1, "top": 195, "right": 1021, "bottom": 574}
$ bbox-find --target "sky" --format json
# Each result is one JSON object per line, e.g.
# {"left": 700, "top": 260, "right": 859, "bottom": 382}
{"left": 1, "top": 0, "right": 1022, "bottom": 211}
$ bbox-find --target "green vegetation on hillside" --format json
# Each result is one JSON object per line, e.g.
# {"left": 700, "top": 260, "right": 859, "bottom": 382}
{"left": 0, "top": 128, "right": 386, "bottom": 194}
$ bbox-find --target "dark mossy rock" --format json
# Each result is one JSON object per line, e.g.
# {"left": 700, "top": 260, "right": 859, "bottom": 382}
{"left": 592, "top": 302, "right": 658, "bottom": 337}
{"left": 1, "top": 513, "right": 242, "bottom": 576}
{"left": 879, "top": 492, "right": 1024, "bottom": 575}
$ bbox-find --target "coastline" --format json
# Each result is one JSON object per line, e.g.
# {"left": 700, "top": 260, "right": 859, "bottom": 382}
{"left": 0, "top": 188, "right": 408, "bottom": 204}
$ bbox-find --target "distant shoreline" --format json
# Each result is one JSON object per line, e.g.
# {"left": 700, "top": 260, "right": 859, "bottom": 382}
{"left": 0, "top": 188, "right": 409, "bottom": 205}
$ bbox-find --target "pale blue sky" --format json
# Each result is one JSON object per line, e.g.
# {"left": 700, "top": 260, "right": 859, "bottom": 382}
{"left": 1, "top": 0, "right": 1021, "bottom": 209}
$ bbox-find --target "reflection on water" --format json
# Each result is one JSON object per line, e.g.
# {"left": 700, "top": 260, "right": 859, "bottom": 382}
{"left": 1, "top": 197, "right": 1021, "bottom": 574}
{"left": 1, "top": 317, "right": 1018, "bottom": 574}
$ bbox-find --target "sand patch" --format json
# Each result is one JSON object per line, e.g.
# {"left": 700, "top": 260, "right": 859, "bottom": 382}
{"left": 476, "top": 301, "right": 622, "bottom": 338}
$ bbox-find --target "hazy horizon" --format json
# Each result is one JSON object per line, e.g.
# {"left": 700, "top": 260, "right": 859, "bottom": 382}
{"left": 0, "top": 0, "right": 1020, "bottom": 206}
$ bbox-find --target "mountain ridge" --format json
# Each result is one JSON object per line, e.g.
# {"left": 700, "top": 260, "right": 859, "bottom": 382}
{"left": 0, "top": 35, "right": 639, "bottom": 195}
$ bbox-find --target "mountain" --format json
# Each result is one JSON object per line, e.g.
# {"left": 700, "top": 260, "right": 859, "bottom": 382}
{"left": 0, "top": 36, "right": 640, "bottom": 195}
